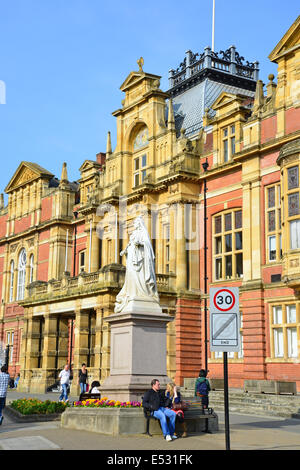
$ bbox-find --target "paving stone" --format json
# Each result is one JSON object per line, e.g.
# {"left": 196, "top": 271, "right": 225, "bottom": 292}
{"left": 0, "top": 435, "right": 61, "bottom": 450}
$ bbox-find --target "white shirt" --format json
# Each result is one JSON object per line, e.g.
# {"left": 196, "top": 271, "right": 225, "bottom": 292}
{"left": 59, "top": 369, "right": 70, "bottom": 385}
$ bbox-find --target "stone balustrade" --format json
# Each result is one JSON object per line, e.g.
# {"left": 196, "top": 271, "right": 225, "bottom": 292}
{"left": 25, "top": 267, "right": 176, "bottom": 304}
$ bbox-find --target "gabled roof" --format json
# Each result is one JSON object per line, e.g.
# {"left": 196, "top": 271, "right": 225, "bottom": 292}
{"left": 120, "top": 70, "right": 161, "bottom": 92}
{"left": 5, "top": 161, "right": 54, "bottom": 193}
{"left": 269, "top": 15, "right": 300, "bottom": 62}
{"left": 79, "top": 160, "right": 101, "bottom": 173}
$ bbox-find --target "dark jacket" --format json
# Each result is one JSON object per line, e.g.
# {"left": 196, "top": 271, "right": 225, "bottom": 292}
{"left": 165, "top": 390, "right": 182, "bottom": 406}
{"left": 194, "top": 377, "right": 211, "bottom": 397}
{"left": 143, "top": 388, "right": 169, "bottom": 412}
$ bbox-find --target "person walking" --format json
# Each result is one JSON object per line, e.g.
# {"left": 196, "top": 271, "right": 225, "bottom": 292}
{"left": 143, "top": 379, "right": 177, "bottom": 442}
{"left": 14, "top": 373, "right": 20, "bottom": 389}
{"left": 0, "top": 365, "right": 10, "bottom": 425}
{"left": 78, "top": 363, "right": 88, "bottom": 395}
{"left": 58, "top": 364, "right": 71, "bottom": 403}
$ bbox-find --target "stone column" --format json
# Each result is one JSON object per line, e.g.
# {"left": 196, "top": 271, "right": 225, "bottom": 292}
{"left": 71, "top": 310, "right": 90, "bottom": 394}
{"left": 18, "top": 313, "right": 41, "bottom": 392}
{"left": 57, "top": 316, "right": 69, "bottom": 370}
{"left": 41, "top": 314, "right": 59, "bottom": 389}
{"left": 175, "top": 204, "right": 187, "bottom": 290}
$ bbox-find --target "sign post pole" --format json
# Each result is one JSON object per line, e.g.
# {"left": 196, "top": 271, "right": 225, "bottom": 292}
{"left": 223, "top": 351, "right": 230, "bottom": 450}
{"left": 210, "top": 286, "right": 239, "bottom": 451}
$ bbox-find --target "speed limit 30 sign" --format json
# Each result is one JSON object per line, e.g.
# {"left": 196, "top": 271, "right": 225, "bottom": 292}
{"left": 210, "top": 287, "right": 240, "bottom": 352}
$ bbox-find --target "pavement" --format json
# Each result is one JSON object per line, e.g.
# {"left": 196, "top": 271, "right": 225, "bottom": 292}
{"left": 1, "top": 389, "right": 300, "bottom": 453}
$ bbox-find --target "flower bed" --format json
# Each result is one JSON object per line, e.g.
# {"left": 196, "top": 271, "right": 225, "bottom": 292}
{"left": 73, "top": 397, "right": 142, "bottom": 408}
{"left": 10, "top": 398, "right": 68, "bottom": 415}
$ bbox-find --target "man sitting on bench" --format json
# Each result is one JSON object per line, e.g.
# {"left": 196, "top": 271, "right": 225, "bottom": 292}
{"left": 143, "top": 378, "right": 177, "bottom": 442}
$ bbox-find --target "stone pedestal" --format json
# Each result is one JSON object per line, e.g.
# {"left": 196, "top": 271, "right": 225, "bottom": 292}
{"left": 100, "top": 299, "right": 173, "bottom": 402}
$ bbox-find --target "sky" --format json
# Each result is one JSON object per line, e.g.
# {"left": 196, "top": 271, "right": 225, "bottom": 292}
{"left": 0, "top": 0, "right": 299, "bottom": 203}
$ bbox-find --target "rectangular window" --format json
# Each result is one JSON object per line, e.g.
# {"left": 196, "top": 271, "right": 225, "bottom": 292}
{"left": 287, "top": 328, "right": 297, "bottom": 358}
{"left": 274, "top": 328, "right": 284, "bottom": 357}
{"left": 266, "top": 184, "right": 281, "bottom": 262}
{"left": 288, "top": 193, "right": 299, "bottom": 217}
{"left": 271, "top": 303, "right": 299, "bottom": 360}
{"left": 268, "top": 210, "right": 276, "bottom": 232}
{"left": 235, "top": 210, "right": 242, "bottom": 229}
{"left": 225, "top": 234, "right": 232, "bottom": 252}
{"left": 215, "top": 258, "right": 222, "bottom": 280}
{"left": 225, "top": 255, "right": 232, "bottom": 278}
{"left": 133, "top": 154, "right": 147, "bottom": 187}
{"left": 288, "top": 166, "right": 299, "bottom": 190}
{"left": 269, "top": 236, "right": 276, "bottom": 261}
{"left": 213, "top": 210, "right": 243, "bottom": 281}
{"left": 268, "top": 186, "right": 275, "bottom": 208}
{"left": 231, "top": 136, "right": 235, "bottom": 156}
{"left": 236, "top": 253, "right": 243, "bottom": 277}
{"left": 287, "top": 305, "right": 296, "bottom": 323}
{"left": 225, "top": 213, "right": 232, "bottom": 231}
{"left": 223, "top": 140, "right": 228, "bottom": 162}
{"left": 290, "top": 220, "right": 300, "bottom": 249}
{"left": 215, "top": 237, "right": 222, "bottom": 254}
{"left": 215, "top": 216, "right": 222, "bottom": 234}
{"left": 235, "top": 232, "right": 242, "bottom": 250}
{"left": 79, "top": 251, "right": 85, "bottom": 273}
{"left": 273, "top": 306, "right": 282, "bottom": 324}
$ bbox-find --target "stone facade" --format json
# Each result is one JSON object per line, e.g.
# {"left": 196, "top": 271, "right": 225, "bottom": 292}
{"left": 0, "top": 17, "right": 300, "bottom": 394}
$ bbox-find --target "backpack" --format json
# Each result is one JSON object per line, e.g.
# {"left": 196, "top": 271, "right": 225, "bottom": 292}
{"left": 196, "top": 379, "right": 208, "bottom": 396}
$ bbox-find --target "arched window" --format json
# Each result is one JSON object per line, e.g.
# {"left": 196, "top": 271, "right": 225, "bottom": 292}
{"left": 9, "top": 261, "right": 14, "bottom": 302}
{"left": 17, "top": 249, "right": 27, "bottom": 301}
{"left": 29, "top": 255, "right": 34, "bottom": 284}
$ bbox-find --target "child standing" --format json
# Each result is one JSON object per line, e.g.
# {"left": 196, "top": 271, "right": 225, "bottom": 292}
{"left": 195, "top": 369, "right": 211, "bottom": 410}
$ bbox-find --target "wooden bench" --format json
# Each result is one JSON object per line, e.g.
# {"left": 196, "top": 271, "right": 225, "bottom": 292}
{"left": 142, "top": 405, "right": 215, "bottom": 436}
{"left": 142, "top": 408, "right": 161, "bottom": 437}
{"left": 78, "top": 392, "right": 101, "bottom": 402}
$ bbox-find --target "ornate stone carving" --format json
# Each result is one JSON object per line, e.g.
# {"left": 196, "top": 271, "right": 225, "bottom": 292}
{"left": 14, "top": 168, "right": 37, "bottom": 188}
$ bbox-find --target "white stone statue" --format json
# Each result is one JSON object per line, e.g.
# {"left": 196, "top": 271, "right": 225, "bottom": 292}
{"left": 114, "top": 216, "right": 159, "bottom": 313}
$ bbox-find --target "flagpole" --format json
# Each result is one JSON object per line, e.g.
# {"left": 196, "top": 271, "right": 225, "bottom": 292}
{"left": 212, "top": 0, "right": 215, "bottom": 52}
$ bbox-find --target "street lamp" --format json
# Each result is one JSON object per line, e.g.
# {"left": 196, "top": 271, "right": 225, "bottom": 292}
{"left": 73, "top": 211, "right": 78, "bottom": 277}
{"left": 202, "top": 158, "right": 209, "bottom": 372}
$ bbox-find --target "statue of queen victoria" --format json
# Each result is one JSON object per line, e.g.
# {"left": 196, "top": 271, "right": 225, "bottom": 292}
{"left": 114, "top": 216, "right": 159, "bottom": 313}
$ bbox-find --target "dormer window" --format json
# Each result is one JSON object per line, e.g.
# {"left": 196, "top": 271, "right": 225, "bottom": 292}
{"left": 222, "top": 125, "right": 235, "bottom": 163}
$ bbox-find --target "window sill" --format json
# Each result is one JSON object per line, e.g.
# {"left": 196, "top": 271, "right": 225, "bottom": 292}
{"left": 265, "top": 357, "right": 299, "bottom": 363}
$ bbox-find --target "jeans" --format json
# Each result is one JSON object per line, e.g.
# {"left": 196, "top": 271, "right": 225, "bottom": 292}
{"left": 59, "top": 383, "right": 69, "bottom": 401}
{"left": 79, "top": 383, "right": 87, "bottom": 394}
{"left": 0, "top": 397, "right": 6, "bottom": 418}
{"left": 153, "top": 407, "right": 176, "bottom": 437}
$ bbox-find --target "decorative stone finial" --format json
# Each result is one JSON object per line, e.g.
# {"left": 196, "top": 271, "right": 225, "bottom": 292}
{"left": 106, "top": 131, "right": 112, "bottom": 155}
{"left": 60, "top": 162, "right": 68, "bottom": 183}
{"left": 137, "top": 57, "right": 144, "bottom": 73}
{"left": 168, "top": 98, "right": 175, "bottom": 130}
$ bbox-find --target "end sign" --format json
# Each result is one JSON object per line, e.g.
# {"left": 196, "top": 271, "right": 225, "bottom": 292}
{"left": 210, "top": 287, "right": 240, "bottom": 353}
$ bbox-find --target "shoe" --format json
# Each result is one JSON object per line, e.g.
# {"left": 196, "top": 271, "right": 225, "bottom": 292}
{"left": 165, "top": 435, "right": 172, "bottom": 442}
{"left": 182, "top": 432, "right": 187, "bottom": 438}
{"left": 0, "top": 416, "right": 3, "bottom": 425}
{"left": 171, "top": 434, "right": 178, "bottom": 440}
